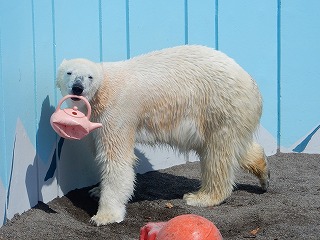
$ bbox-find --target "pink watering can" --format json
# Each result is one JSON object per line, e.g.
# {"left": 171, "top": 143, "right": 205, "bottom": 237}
{"left": 50, "top": 95, "right": 102, "bottom": 140}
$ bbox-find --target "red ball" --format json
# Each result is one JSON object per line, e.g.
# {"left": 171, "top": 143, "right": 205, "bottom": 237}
{"left": 156, "top": 214, "right": 222, "bottom": 240}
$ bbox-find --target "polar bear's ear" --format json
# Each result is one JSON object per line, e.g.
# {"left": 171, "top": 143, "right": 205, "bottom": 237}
{"left": 60, "top": 59, "right": 67, "bottom": 66}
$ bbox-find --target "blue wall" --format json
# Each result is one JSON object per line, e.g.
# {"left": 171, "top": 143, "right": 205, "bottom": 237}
{"left": 281, "top": 0, "right": 320, "bottom": 148}
{"left": 0, "top": 0, "right": 320, "bottom": 226}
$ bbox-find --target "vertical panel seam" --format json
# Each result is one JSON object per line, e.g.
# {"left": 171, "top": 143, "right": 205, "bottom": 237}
{"left": 31, "top": 0, "right": 40, "bottom": 203}
{"left": 0, "top": 23, "right": 6, "bottom": 182}
{"left": 126, "top": 0, "right": 130, "bottom": 59}
{"left": 0, "top": 13, "right": 8, "bottom": 198}
{"left": 184, "top": 0, "right": 188, "bottom": 45}
{"left": 277, "top": 0, "right": 281, "bottom": 151}
{"left": 31, "top": 0, "right": 37, "bottom": 134}
{"left": 0, "top": 8, "right": 8, "bottom": 225}
{"left": 52, "top": 0, "right": 57, "bottom": 103}
{"left": 215, "top": 0, "right": 219, "bottom": 50}
{"left": 98, "top": 0, "right": 103, "bottom": 62}
{"left": 51, "top": 0, "right": 59, "bottom": 197}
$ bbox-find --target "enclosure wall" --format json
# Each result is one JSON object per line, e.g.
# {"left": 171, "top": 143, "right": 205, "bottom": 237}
{"left": 0, "top": 0, "right": 319, "bottom": 226}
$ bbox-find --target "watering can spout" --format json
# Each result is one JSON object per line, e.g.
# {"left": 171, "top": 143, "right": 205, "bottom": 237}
{"left": 90, "top": 122, "right": 103, "bottom": 131}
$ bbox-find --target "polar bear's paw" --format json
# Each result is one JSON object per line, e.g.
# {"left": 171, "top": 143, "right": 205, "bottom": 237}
{"left": 90, "top": 212, "right": 124, "bottom": 226}
{"left": 89, "top": 186, "right": 100, "bottom": 199}
{"left": 183, "top": 192, "right": 225, "bottom": 207}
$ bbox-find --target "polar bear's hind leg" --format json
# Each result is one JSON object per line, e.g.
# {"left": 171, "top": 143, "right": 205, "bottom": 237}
{"left": 183, "top": 138, "right": 237, "bottom": 207}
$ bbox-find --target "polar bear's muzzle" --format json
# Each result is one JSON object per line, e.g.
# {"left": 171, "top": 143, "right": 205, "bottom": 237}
{"left": 72, "top": 77, "right": 84, "bottom": 96}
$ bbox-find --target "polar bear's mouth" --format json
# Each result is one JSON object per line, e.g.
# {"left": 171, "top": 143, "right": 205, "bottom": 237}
{"left": 71, "top": 97, "right": 81, "bottom": 101}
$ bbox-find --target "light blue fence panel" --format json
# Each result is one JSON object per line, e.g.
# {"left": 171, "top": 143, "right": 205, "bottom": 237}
{"left": 187, "top": 0, "right": 216, "bottom": 48}
{"left": 54, "top": 0, "right": 101, "bottom": 62}
{"left": 129, "top": 0, "right": 185, "bottom": 57}
{"left": 0, "top": 0, "right": 38, "bottom": 219}
{"left": 218, "top": 0, "right": 278, "bottom": 154}
{"left": 33, "top": 0, "right": 56, "bottom": 165}
{"left": 33, "top": 0, "right": 60, "bottom": 203}
{"left": 281, "top": 0, "right": 320, "bottom": 152}
{"left": 101, "top": 0, "right": 128, "bottom": 61}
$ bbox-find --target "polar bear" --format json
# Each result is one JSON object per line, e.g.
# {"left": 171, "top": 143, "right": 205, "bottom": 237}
{"left": 56, "top": 45, "right": 270, "bottom": 226}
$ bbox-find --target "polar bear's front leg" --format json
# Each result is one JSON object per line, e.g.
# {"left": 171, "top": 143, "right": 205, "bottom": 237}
{"left": 90, "top": 158, "right": 136, "bottom": 226}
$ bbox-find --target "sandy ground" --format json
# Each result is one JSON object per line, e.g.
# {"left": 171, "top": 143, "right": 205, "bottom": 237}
{"left": 0, "top": 153, "right": 319, "bottom": 240}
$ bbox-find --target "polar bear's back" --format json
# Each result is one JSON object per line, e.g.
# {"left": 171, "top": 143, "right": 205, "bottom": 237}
{"left": 123, "top": 45, "right": 257, "bottom": 96}
{"left": 118, "top": 45, "right": 262, "bottom": 115}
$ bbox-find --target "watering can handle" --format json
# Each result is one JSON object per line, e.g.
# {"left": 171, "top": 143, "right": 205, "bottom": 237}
{"left": 56, "top": 95, "right": 92, "bottom": 119}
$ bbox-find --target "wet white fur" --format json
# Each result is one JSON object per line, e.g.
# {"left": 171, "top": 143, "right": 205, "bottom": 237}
{"left": 56, "top": 45, "right": 269, "bottom": 226}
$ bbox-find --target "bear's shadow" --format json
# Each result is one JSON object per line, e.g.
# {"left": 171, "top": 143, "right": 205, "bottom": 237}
{"left": 132, "top": 171, "right": 201, "bottom": 202}
{"left": 62, "top": 172, "right": 200, "bottom": 218}
{"left": 132, "top": 171, "right": 266, "bottom": 202}
{"left": 63, "top": 171, "right": 265, "bottom": 219}
{"left": 234, "top": 183, "right": 267, "bottom": 194}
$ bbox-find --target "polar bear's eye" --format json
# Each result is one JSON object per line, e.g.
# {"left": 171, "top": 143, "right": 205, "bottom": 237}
{"left": 88, "top": 75, "right": 93, "bottom": 80}
{"left": 67, "top": 72, "right": 72, "bottom": 75}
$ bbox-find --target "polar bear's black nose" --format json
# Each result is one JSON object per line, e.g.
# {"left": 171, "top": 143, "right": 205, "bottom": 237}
{"left": 72, "top": 83, "right": 84, "bottom": 95}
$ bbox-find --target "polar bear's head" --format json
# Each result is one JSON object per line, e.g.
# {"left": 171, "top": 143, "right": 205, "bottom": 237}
{"left": 56, "top": 58, "right": 104, "bottom": 101}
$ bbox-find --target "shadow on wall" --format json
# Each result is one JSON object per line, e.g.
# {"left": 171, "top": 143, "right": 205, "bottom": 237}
{"left": 26, "top": 95, "right": 100, "bottom": 204}
{"left": 26, "top": 96, "right": 56, "bottom": 204}
{"left": 134, "top": 148, "right": 154, "bottom": 173}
